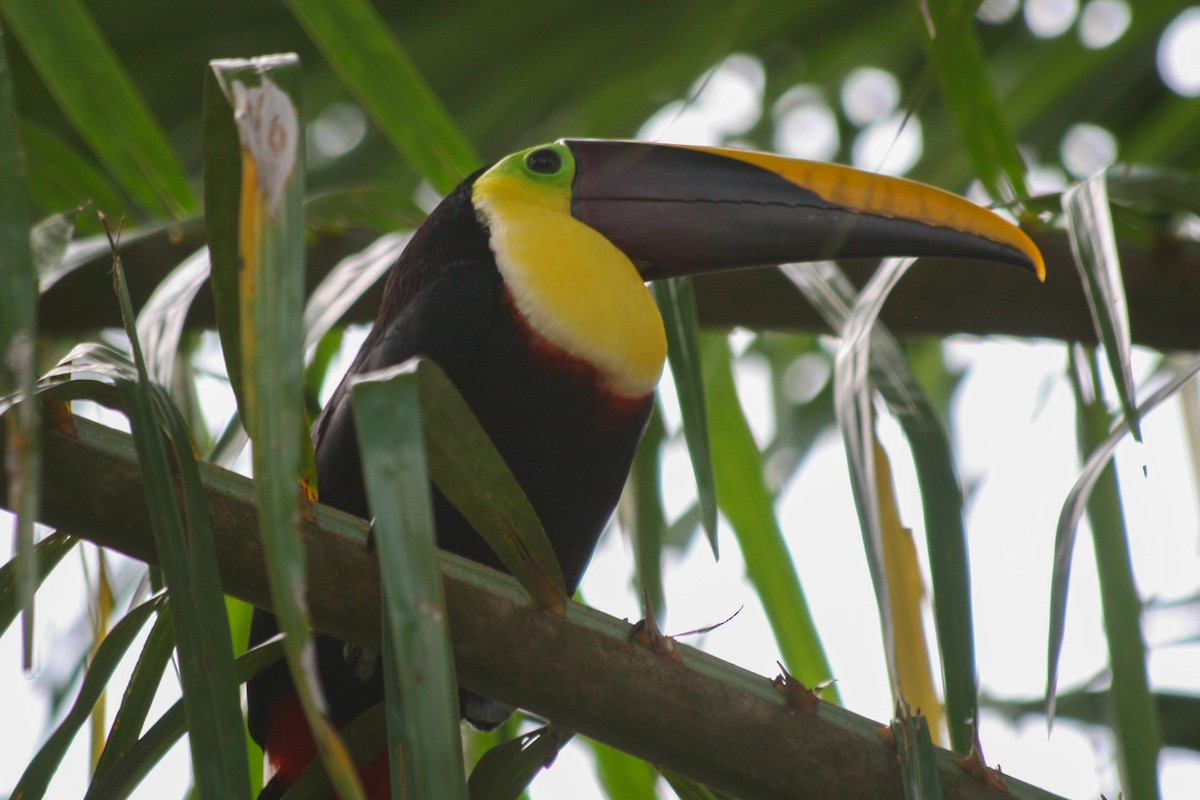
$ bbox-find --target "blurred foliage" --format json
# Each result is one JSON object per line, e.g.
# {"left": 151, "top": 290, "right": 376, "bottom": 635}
{"left": 4, "top": 1, "right": 1197, "bottom": 224}
{"left": 3, "top": 1, "right": 1200, "bottom": 799}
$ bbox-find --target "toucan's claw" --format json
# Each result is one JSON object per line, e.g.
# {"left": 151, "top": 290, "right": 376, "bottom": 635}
{"left": 629, "top": 589, "right": 682, "bottom": 662}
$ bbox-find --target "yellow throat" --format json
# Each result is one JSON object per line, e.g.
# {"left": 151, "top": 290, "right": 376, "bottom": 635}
{"left": 471, "top": 145, "right": 667, "bottom": 399}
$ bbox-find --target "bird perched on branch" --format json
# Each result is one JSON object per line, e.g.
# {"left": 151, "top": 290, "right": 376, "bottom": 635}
{"left": 247, "top": 139, "right": 1043, "bottom": 798}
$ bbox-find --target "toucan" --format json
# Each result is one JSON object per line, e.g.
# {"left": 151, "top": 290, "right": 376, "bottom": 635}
{"left": 246, "top": 139, "right": 1043, "bottom": 798}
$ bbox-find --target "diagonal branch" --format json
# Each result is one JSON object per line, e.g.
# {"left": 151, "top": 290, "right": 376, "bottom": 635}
{"left": 2, "top": 415, "right": 1067, "bottom": 800}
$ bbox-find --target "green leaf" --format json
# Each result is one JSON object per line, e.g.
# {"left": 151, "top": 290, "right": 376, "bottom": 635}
{"left": 826, "top": 256, "right": 917, "bottom": 706}
{"left": 1105, "top": 165, "right": 1200, "bottom": 218}
{"left": 205, "top": 54, "right": 364, "bottom": 800}
{"left": 1056, "top": 348, "right": 1160, "bottom": 800}
{"left": 467, "top": 726, "right": 573, "bottom": 800}
{"left": 0, "top": 16, "right": 39, "bottom": 672}
{"left": 620, "top": 405, "right": 668, "bottom": 616}
{"left": 90, "top": 604, "right": 175, "bottom": 783}
{"left": 874, "top": 442, "right": 944, "bottom": 744}
{"left": 0, "top": 531, "right": 75, "bottom": 635}
{"left": 412, "top": 358, "right": 567, "bottom": 611}
{"left": 19, "top": 120, "right": 126, "bottom": 225}
{"left": 202, "top": 64, "right": 246, "bottom": 407}
{"left": 350, "top": 365, "right": 469, "bottom": 800}
{"left": 662, "top": 770, "right": 735, "bottom": 800}
{"left": 1045, "top": 361, "right": 1200, "bottom": 711}
{"left": 909, "top": 0, "right": 1027, "bottom": 200}
{"left": 36, "top": 217, "right": 205, "bottom": 304}
{"left": 109, "top": 228, "right": 250, "bottom": 799}
{"left": 136, "top": 247, "right": 210, "bottom": 387}
{"left": 783, "top": 260, "right": 977, "bottom": 753}
{"left": 83, "top": 638, "right": 286, "bottom": 800}
{"left": 0, "top": 0, "right": 196, "bottom": 218}
{"left": 286, "top": 0, "right": 479, "bottom": 194}
{"left": 891, "top": 711, "right": 944, "bottom": 800}
{"left": 223, "top": 595, "right": 264, "bottom": 797}
{"left": 11, "top": 595, "right": 164, "bottom": 800}
{"left": 588, "top": 738, "right": 659, "bottom": 800}
{"left": 1063, "top": 173, "right": 1140, "bottom": 440}
{"left": 990, "top": 689, "right": 1200, "bottom": 753}
{"left": 700, "top": 333, "right": 835, "bottom": 699}
{"left": 654, "top": 277, "right": 718, "bottom": 559}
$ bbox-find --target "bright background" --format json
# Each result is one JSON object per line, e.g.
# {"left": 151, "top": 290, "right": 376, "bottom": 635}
{"left": 5, "top": 0, "right": 1200, "bottom": 797}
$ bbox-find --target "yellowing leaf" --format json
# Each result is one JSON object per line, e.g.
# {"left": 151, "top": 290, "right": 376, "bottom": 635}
{"left": 875, "top": 438, "right": 944, "bottom": 745}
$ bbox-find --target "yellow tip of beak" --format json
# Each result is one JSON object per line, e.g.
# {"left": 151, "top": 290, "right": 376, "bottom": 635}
{"left": 681, "top": 144, "right": 1047, "bottom": 280}
{"left": 1015, "top": 228, "right": 1046, "bottom": 282}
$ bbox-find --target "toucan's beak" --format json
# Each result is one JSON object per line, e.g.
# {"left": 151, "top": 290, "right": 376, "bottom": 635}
{"left": 565, "top": 139, "right": 1044, "bottom": 281}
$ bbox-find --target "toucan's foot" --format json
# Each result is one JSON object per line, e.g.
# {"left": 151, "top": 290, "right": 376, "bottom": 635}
{"left": 460, "top": 689, "right": 514, "bottom": 730}
{"left": 772, "top": 662, "right": 820, "bottom": 715}
{"left": 629, "top": 589, "right": 682, "bottom": 662}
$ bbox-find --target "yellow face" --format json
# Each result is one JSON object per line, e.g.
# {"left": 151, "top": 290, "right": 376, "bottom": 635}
{"left": 471, "top": 144, "right": 667, "bottom": 399}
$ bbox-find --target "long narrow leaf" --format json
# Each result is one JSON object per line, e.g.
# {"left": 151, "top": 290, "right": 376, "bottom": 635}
{"left": 1047, "top": 351, "right": 1200, "bottom": 713}
{"left": 11, "top": 595, "right": 164, "bottom": 800}
{"left": 206, "top": 55, "right": 363, "bottom": 799}
{"left": 784, "top": 260, "right": 977, "bottom": 753}
{"left": 202, "top": 66, "right": 246, "bottom": 405}
{"left": 87, "top": 553, "right": 113, "bottom": 771}
{"left": 0, "top": 531, "right": 76, "bottom": 635}
{"left": 621, "top": 405, "right": 669, "bottom": 616}
{"left": 910, "top": 0, "right": 1027, "bottom": 201}
{"left": 90, "top": 604, "right": 175, "bottom": 782}
{"left": 350, "top": 365, "right": 469, "bottom": 800}
{"left": 875, "top": 441, "right": 943, "bottom": 744}
{"left": 0, "top": 0, "right": 196, "bottom": 217}
{"left": 136, "top": 247, "right": 211, "bottom": 388}
{"left": 654, "top": 277, "right": 718, "bottom": 559}
{"left": 815, "top": 259, "right": 921, "bottom": 709}
{"left": 304, "top": 186, "right": 426, "bottom": 234}
{"left": 18, "top": 120, "right": 126, "bottom": 223}
{"left": 29, "top": 211, "right": 77, "bottom": 283}
{"left": 830, "top": 261, "right": 905, "bottom": 699}
{"left": 1063, "top": 173, "right": 1140, "bottom": 440}
{"left": 37, "top": 217, "right": 205, "bottom": 298}
{"left": 891, "top": 710, "right": 944, "bottom": 800}
{"left": 467, "top": 726, "right": 573, "bottom": 800}
{"left": 0, "top": 17, "right": 39, "bottom": 671}
{"left": 1057, "top": 349, "right": 1159, "bottom": 800}
{"left": 412, "top": 358, "right": 567, "bottom": 611}
{"left": 83, "top": 638, "right": 286, "bottom": 800}
{"left": 993, "top": 689, "right": 1200, "bottom": 752}
{"left": 109, "top": 232, "right": 250, "bottom": 798}
{"left": 204, "top": 158, "right": 252, "bottom": 474}
{"left": 286, "top": 0, "right": 478, "bottom": 194}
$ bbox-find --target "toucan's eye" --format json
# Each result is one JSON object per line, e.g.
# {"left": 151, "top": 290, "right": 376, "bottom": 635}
{"left": 525, "top": 148, "right": 562, "bottom": 175}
